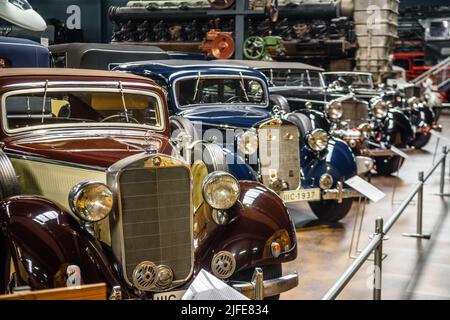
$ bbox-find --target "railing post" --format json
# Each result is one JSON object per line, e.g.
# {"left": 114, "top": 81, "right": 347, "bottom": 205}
{"left": 403, "top": 171, "right": 431, "bottom": 239}
{"left": 440, "top": 146, "right": 447, "bottom": 195}
{"left": 373, "top": 217, "right": 383, "bottom": 300}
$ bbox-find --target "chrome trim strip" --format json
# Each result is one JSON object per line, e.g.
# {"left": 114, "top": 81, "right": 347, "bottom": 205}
{"left": 106, "top": 153, "right": 194, "bottom": 292}
{"left": 6, "top": 153, "right": 106, "bottom": 171}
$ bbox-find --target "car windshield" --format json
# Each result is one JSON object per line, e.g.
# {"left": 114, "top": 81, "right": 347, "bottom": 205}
{"left": 261, "top": 69, "right": 323, "bottom": 88}
{"left": 8, "top": 0, "right": 32, "bottom": 10}
{"left": 323, "top": 73, "right": 374, "bottom": 89}
{"left": 3, "top": 88, "right": 163, "bottom": 133}
{"left": 175, "top": 76, "right": 267, "bottom": 108}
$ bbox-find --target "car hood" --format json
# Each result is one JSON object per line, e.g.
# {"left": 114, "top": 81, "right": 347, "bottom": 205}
{"left": 179, "top": 105, "right": 271, "bottom": 129}
{"left": 4, "top": 130, "right": 175, "bottom": 169}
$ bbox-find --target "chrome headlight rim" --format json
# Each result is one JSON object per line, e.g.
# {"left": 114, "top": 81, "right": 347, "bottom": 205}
{"left": 238, "top": 130, "right": 258, "bottom": 155}
{"left": 69, "top": 181, "right": 113, "bottom": 222}
{"left": 371, "top": 99, "right": 388, "bottom": 119}
{"left": 202, "top": 172, "right": 241, "bottom": 211}
{"left": 326, "top": 100, "right": 343, "bottom": 120}
{"left": 307, "top": 129, "right": 329, "bottom": 152}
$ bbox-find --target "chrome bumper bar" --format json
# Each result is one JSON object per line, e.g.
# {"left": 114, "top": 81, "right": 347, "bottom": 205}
{"left": 231, "top": 269, "right": 299, "bottom": 300}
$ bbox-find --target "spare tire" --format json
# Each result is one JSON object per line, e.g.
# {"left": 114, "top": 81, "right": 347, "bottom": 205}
{"left": 169, "top": 116, "right": 199, "bottom": 143}
{"left": 284, "top": 112, "right": 313, "bottom": 139}
{"left": 0, "top": 149, "right": 20, "bottom": 201}
{"left": 270, "top": 94, "right": 291, "bottom": 113}
{"left": 192, "top": 143, "right": 229, "bottom": 173}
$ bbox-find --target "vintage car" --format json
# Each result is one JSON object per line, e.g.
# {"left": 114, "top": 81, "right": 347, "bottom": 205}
{"left": 322, "top": 71, "right": 435, "bottom": 149}
{"left": 0, "top": 68, "right": 299, "bottom": 300}
{"left": 49, "top": 43, "right": 206, "bottom": 70}
{"left": 50, "top": 43, "right": 171, "bottom": 70}
{"left": 0, "top": 36, "right": 50, "bottom": 68}
{"left": 231, "top": 60, "right": 414, "bottom": 176}
{"left": 114, "top": 60, "right": 371, "bottom": 222}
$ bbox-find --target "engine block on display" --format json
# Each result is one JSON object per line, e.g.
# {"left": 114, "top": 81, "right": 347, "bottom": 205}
{"left": 109, "top": 0, "right": 356, "bottom": 63}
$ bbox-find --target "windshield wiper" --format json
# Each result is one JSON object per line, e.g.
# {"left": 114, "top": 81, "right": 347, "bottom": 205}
{"left": 239, "top": 72, "right": 249, "bottom": 102}
{"left": 119, "top": 81, "right": 130, "bottom": 123}
{"left": 193, "top": 72, "right": 201, "bottom": 102}
{"left": 41, "top": 80, "right": 49, "bottom": 124}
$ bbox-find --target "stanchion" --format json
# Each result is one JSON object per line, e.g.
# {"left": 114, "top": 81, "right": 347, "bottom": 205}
{"left": 373, "top": 217, "right": 383, "bottom": 300}
{"left": 440, "top": 146, "right": 447, "bottom": 195}
{"left": 403, "top": 171, "right": 431, "bottom": 239}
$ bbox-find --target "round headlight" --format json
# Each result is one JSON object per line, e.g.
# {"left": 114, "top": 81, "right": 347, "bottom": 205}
{"left": 238, "top": 131, "right": 258, "bottom": 155}
{"left": 202, "top": 172, "right": 240, "bottom": 210}
{"left": 307, "top": 129, "right": 329, "bottom": 152}
{"left": 326, "top": 100, "right": 343, "bottom": 120}
{"left": 69, "top": 181, "right": 113, "bottom": 222}
{"left": 371, "top": 99, "right": 388, "bottom": 119}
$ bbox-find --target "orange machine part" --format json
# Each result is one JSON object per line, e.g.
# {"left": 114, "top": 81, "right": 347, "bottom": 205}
{"left": 199, "top": 29, "right": 235, "bottom": 59}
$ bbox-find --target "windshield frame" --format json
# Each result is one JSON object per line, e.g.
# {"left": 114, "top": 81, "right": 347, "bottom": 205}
{"left": 322, "top": 72, "right": 375, "bottom": 89}
{"left": 2, "top": 87, "right": 166, "bottom": 135}
{"left": 172, "top": 74, "right": 270, "bottom": 109}
{"left": 261, "top": 68, "right": 326, "bottom": 89}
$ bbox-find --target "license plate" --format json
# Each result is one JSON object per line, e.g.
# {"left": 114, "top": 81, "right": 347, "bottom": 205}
{"left": 153, "top": 290, "right": 186, "bottom": 300}
{"left": 279, "top": 188, "right": 321, "bottom": 203}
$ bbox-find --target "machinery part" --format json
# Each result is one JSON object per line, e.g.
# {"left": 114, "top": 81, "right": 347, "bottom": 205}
{"left": 199, "top": 29, "right": 235, "bottom": 59}
{"left": 132, "top": 261, "right": 158, "bottom": 291}
{"left": 244, "top": 36, "right": 265, "bottom": 60}
{"left": 0, "top": 149, "right": 20, "bottom": 200}
{"left": 170, "top": 115, "right": 199, "bottom": 144}
{"left": 208, "top": 0, "right": 235, "bottom": 10}
{"left": 265, "top": 0, "right": 279, "bottom": 23}
{"left": 244, "top": 35, "right": 284, "bottom": 60}
{"left": 309, "top": 198, "right": 353, "bottom": 223}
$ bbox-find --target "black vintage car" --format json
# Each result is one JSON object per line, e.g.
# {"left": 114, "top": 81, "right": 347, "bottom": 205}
{"left": 228, "top": 61, "right": 414, "bottom": 176}
{"left": 322, "top": 71, "right": 435, "bottom": 149}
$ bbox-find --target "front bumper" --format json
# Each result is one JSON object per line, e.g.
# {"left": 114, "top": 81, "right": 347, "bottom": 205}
{"left": 231, "top": 269, "right": 299, "bottom": 300}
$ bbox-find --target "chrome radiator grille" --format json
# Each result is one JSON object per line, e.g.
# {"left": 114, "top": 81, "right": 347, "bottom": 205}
{"left": 118, "top": 166, "right": 192, "bottom": 283}
{"left": 341, "top": 101, "right": 368, "bottom": 128}
{"left": 258, "top": 120, "right": 301, "bottom": 190}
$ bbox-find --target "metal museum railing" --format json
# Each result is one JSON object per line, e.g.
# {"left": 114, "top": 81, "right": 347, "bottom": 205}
{"left": 322, "top": 145, "right": 450, "bottom": 300}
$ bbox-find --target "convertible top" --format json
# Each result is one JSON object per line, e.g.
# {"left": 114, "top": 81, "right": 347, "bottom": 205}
{"left": 50, "top": 43, "right": 170, "bottom": 69}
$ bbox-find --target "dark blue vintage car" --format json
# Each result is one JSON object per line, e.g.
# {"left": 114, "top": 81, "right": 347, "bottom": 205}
{"left": 114, "top": 60, "right": 373, "bottom": 222}
{"left": 0, "top": 36, "right": 50, "bottom": 68}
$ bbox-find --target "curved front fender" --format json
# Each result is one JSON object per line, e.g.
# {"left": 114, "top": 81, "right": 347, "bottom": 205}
{"left": 194, "top": 181, "right": 297, "bottom": 275}
{"left": 301, "top": 137, "right": 357, "bottom": 188}
{"left": 382, "top": 109, "right": 414, "bottom": 145}
{"left": 296, "top": 109, "right": 331, "bottom": 131}
{"left": 0, "top": 196, "right": 128, "bottom": 296}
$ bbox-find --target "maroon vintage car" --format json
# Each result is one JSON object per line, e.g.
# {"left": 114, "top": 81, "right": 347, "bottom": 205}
{"left": 0, "top": 68, "right": 298, "bottom": 300}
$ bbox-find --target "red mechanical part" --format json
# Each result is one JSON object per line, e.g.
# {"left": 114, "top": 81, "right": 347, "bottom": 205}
{"left": 265, "top": 0, "right": 279, "bottom": 23}
{"left": 199, "top": 29, "right": 235, "bottom": 59}
{"left": 208, "top": 0, "right": 235, "bottom": 10}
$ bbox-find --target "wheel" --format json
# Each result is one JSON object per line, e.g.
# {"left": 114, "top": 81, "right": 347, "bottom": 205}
{"left": 409, "top": 132, "right": 432, "bottom": 149}
{"left": 231, "top": 265, "right": 282, "bottom": 300}
{"left": 374, "top": 155, "right": 404, "bottom": 176}
{"left": 284, "top": 112, "right": 313, "bottom": 140}
{"left": 243, "top": 36, "right": 265, "bottom": 60}
{"left": 270, "top": 94, "right": 291, "bottom": 113}
{"left": 309, "top": 198, "right": 353, "bottom": 222}
{"left": 208, "top": 0, "right": 235, "bottom": 10}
